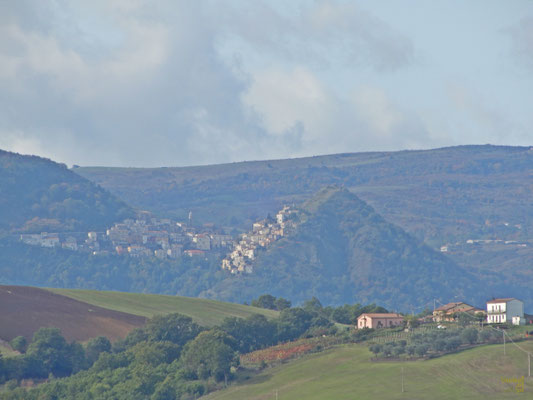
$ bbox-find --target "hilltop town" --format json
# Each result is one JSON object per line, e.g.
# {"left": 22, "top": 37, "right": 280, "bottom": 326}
{"left": 18, "top": 205, "right": 300, "bottom": 274}
{"left": 221, "top": 205, "right": 299, "bottom": 274}
{"left": 19, "top": 211, "right": 233, "bottom": 259}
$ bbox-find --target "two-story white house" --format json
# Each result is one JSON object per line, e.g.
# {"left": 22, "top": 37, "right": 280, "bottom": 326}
{"left": 486, "top": 298, "right": 525, "bottom": 325}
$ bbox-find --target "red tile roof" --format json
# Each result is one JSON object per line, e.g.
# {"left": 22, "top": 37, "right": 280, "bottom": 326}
{"left": 357, "top": 313, "right": 403, "bottom": 319}
{"left": 486, "top": 298, "right": 517, "bottom": 304}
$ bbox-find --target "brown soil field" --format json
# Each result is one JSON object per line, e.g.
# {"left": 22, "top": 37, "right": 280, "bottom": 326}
{"left": 0, "top": 285, "right": 147, "bottom": 342}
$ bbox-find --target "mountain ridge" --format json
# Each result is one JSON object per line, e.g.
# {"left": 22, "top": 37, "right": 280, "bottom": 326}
{"left": 0, "top": 150, "right": 133, "bottom": 232}
{"left": 204, "top": 186, "right": 486, "bottom": 310}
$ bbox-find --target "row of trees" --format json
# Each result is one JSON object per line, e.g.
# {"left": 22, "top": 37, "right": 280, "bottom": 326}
{"left": 250, "top": 294, "right": 388, "bottom": 325}
{"left": 368, "top": 327, "right": 504, "bottom": 359}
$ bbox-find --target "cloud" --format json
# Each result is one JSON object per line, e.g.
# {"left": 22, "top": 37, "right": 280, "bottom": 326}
{"left": 446, "top": 83, "right": 525, "bottom": 143}
{"left": 220, "top": 0, "right": 414, "bottom": 72}
{"left": 2, "top": 0, "right": 486, "bottom": 168}
{"left": 506, "top": 16, "right": 533, "bottom": 70}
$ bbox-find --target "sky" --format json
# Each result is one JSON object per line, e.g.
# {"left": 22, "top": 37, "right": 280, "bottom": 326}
{"left": 0, "top": 0, "right": 532, "bottom": 167}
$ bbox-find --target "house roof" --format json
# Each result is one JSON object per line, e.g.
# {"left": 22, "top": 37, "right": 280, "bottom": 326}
{"left": 357, "top": 313, "right": 403, "bottom": 319}
{"left": 486, "top": 298, "right": 517, "bottom": 304}
{"left": 434, "top": 302, "right": 466, "bottom": 312}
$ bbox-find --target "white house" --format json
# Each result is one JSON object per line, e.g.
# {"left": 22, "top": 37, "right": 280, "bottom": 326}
{"left": 486, "top": 298, "right": 525, "bottom": 325}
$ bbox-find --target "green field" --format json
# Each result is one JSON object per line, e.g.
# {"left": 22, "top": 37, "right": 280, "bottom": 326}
{"left": 203, "top": 341, "right": 533, "bottom": 400}
{"left": 48, "top": 288, "right": 278, "bottom": 327}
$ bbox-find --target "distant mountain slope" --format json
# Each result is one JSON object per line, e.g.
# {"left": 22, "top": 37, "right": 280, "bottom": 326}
{"left": 74, "top": 145, "right": 533, "bottom": 244}
{"left": 0, "top": 150, "right": 133, "bottom": 232}
{"left": 0, "top": 286, "right": 146, "bottom": 342}
{"left": 75, "top": 145, "right": 533, "bottom": 290}
{"left": 204, "top": 187, "right": 486, "bottom": 310}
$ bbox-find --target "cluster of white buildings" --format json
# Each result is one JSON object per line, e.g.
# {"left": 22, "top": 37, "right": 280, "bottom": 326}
{"left": 20, "top": 212, "right": 233, "bottom": 260}
{"left": 440, "top": 238, "right": 528, "bottom": 253}
{"left": 222, "top": 205, "right": 298, "bottom": 274}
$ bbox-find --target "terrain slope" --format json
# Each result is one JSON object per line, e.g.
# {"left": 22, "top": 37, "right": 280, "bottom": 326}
{"left": 205, "top": 187, "right": 487, "bottom": 310}
{"left": 0, "top": 286, "right": 146, "bottom": 342}
{"left": 0, "top": 149, "right": 133, "bottom": 232}
{"left": 49, "top": 288, "right": 278, "bottom": 326}
{"left": 203, "top": 342, "right": 533, "bottom": 400}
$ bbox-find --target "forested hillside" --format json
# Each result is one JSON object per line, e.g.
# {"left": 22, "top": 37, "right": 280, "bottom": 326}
{"left": 75, "top": 145, "right": 533, "bottom": 244}
{"left": 0, "top": 150, "right": 133, "bottom": 232}
{"left": 75, "top": 145, "right": 533, "bottom": 289}
{"left": 204, "top": 187, "right": 499, "bottom": 310}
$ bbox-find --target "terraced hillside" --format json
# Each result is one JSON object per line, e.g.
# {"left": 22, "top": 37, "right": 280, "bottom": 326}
{"left": 203, "top": 342, "right": 533, "bottom": 399}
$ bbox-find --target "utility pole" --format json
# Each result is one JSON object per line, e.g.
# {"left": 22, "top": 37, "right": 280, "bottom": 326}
{"left": 503, "top": 331, "right": 506, "bottom": 356}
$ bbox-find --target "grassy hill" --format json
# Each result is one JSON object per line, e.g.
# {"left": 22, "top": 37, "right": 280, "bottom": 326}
{"left": 49, "top": 288, "right": 279, "bottom": 327}
{"left": 204, "top": 187, "right": 488, "bottom": 310}
{"left": 203, "top": 341, "right": 533, "bottom": 399}
{"left": 0, "top": 149, "right": 133, "bottom": 232}
{"left": 0, "top": 286, "right": 277, "bottom": 344}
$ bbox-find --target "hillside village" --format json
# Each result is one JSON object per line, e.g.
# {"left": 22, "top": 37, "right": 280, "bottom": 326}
{"left": 221, "top": 205, "right": 299, "bottom": 274}
{"left": 19, "top": 210, "right": 233, "bottom": 259}
{"left": 18, "top": 205, "right": 299, "bottom": 273}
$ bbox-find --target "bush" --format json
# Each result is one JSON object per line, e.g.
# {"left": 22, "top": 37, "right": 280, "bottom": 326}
{"left": 460, "top": 328, "right": 478, "bottom": 345}
{"left": 414, "top": 344, "right": 428, "bottom": 357}
{"left": 10, "top": 336, "right": 27, "bottom": 354}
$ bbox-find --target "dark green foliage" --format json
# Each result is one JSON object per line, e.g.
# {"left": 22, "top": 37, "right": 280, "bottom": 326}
{"left": 143, "top": 314, "right": 202, "bottom": 346}
{"left": 85, "top": 336, "right": 111, "bottom": 365}
{"left": 251, "top": 294, "right": 291, "bottom": 311}
{"left": 0, "top": 300, "right": 381, "bottom": 399}
{"left": 9, "top": 337, "right": 27, "bottom": 354}
{"left": 251, "top": 294, "right": 276, "bottom": 310}
{"left": 220, "top": 314, "right": 276, "bottom": 353}
{"left": 181, "top": 330, "right": 238, "bottom": 382}
{"left": 0, "top": 237, "right": 225, "bottom": 298}
{"left": 460, "top": 328, "right": 478, "bottom": 345}
{"left": 368, "top": 326, "right": 501, "bottom": 360}
{"left": 0, "top": 150, "right": 133, "bottom": 232}
{"left": 26, "top": 328, "right": 85, "bottom": 378}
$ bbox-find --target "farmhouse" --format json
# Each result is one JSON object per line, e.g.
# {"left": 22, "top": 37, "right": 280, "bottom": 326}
{"left": 486, "top": 298, "right": 524, "bottom": 325}
{"left": 432, "top": 302, "right": 485, "bottom": 322}
{"left": 357, "top": 313, "right": 404, "bottom": 329}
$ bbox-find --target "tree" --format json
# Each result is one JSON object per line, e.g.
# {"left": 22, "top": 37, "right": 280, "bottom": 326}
{"left": 144, "top": 314, "right": 202, "bottom": 347}
{"left": 26, "top": 328, "right": 83, "bottom": 378}
{"left": 460, "top": 328, "right": 478, "bottom": 345}
{"left": 274, "top": 297, "right": 291, "bottom": 311}
{"left": 181, "top": 330, "right": 237, "bottom": 383}
{"left": 10, "top": 336, "right": 27, "bottom": 354}
{"left": 414, "top": 344, "right": 428, "bottom": 357}
{"left": 251, "top": 294, "right": 277, "bottom": 310}
{"left": 303, "top": 297, "right": 323, "bottom": 313}
{"left": 85, "top": 336, "right": 111, "bottom": 365}
{"left": 276, "top": 308, "right": 314, "bottom": 342}
{"left": 369, "top": 344, "right": 382, "bottom": 356}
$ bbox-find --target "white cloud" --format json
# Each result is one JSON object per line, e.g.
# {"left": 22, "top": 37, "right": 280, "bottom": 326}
{"left": 506, "top": 16, "right": 533, "bottom": 70}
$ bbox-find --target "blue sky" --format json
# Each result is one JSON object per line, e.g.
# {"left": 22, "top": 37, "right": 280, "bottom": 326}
{"left": 0, "top": 0, "right": 532, "bottom": 167}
